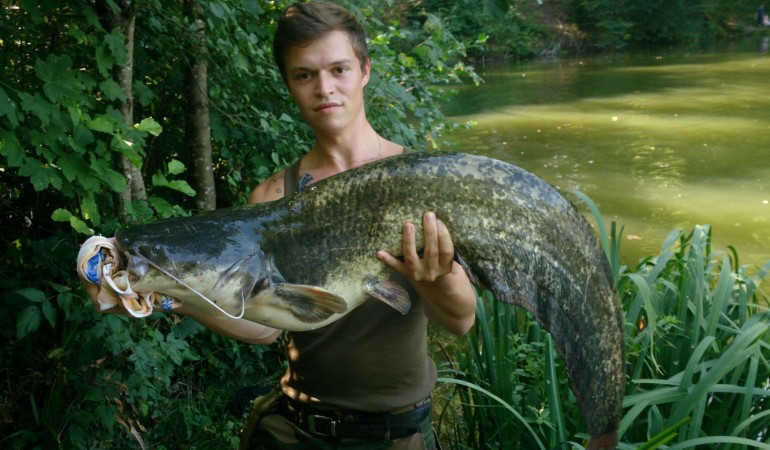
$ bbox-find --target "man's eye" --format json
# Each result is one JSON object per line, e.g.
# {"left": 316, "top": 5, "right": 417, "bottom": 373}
{"left": 334, "top": 67, "right": 348, "bottom": 74}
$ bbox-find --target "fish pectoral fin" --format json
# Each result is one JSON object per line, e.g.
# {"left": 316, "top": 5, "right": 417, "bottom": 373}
{"left": 272, "top": 284, "right": 348, "bottom": 323}
{"left": 365, "top": 280, "right": 411, "bottom": 315}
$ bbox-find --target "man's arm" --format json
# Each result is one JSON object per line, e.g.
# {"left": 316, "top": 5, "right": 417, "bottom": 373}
{"left": 173, "top": 302, "right": 281, "bottom": 344}
{"left": 376, "top": 212, "right": 477, "bottom": 336}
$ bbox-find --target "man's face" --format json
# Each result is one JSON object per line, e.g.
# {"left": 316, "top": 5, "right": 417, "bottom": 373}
{"left": 284, "top": 30, "right": 371, "bottom": 136}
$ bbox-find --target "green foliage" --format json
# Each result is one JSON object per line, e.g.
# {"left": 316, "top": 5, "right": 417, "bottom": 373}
{"left": 418, "top": 0, "right": 551, "bottom": 60}
{"left": 1, "top": 0, "right": 479, "bottom": 448}
{"left": 619, "top": 225, "right": 770, "bottom": 448}
{"left": 434, "top": 293, "right": 564, "bottom": 449}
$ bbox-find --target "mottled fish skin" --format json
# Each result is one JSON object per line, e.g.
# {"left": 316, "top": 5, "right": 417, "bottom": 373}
{"left": 115, "top": 151, "right": 625, "bottom": 442}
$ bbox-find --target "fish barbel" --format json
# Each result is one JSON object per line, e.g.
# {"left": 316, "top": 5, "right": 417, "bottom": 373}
{"left": 92, "top": 151, "right": 625, "bottom": 446}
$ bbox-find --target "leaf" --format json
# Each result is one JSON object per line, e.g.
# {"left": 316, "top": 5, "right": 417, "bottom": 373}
{"left": 99, "top": 79, "right": 126, "bottom": 102}
{"left": 104, "top": 28, "right": 128, "bottom": 65}
{"left": 20, "top": 158, "right": 62, "bottom": 191}
{"left": 17, "top": 305, "right": 42, "bottom": 339}
{"left": 113, "top": 137, "right": 143, "bottom": 168}
{"left": 133, "top": 80, "right": 154, "bottom": 106}
{"left": 91, "top": 158, "right": 127, "bottom": 193}
{"left": 42, "top": 301, "right": 57, "bottom": 328}
{"left": 88, "top": 116, "right": 114, "bottom": 133}
{"left": 57, "top": 154, "right": 90, "bottom": 182}
{"left": 152, "top": 172, "right": 169, "bottom": 187}
{"left": 135, "top": 117, "right": 162, "bottom": 136}
{"left": 95, "top": 45, "right": 113, "bottom": 77}
{"left": 70, "top": 216, "right": 94, "bottom": 235}
{"left": 81, "top": 195, "right": 101, "bottom": 226}
{"left": 0, "top": 86, "right": 19, "bottom": 127}
{"left": 0, "top": 131, "right": 24, "bottom": 167}
{"left": 126, "top": 200, "right": 154, "bottom": 222}
{"left": 35, "top": 54, "right": 81, "bottom": 102}
{"left": 167, "top": 159, "right": 186, "bottom": 175}
{"left": 167, "top": 180, "right": 196, "bottom": 197}
{"left": 16, "top": 288, "right": 46, "bottom": 303}
{"left": 209, "top": 2, "right": 226, "bottom": 18}
{"left": 51, "top": 208, "right": 73, "bottom": 222}
{"left": 148, "top": 196, "right": 174, "bottom": 217}
{"left": 19, "top": 92, "right": 54, "bottom": 126}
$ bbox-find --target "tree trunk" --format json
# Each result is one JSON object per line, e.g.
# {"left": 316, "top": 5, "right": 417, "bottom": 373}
{"left": 185, "top": 0, "right": 216, "bottom": 211}
{"left": 97, "top": 0, "right": 147, "bottom": 221}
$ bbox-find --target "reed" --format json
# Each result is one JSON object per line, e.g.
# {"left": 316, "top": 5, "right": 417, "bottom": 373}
{"left": 434, "top": 193, "right": 770, "bottom": 449}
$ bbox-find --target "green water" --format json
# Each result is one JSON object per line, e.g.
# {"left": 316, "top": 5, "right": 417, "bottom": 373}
{"left": 441, "top": 39, "right": 770, "bottom": 268}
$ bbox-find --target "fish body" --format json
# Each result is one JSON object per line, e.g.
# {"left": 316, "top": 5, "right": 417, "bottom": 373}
{"left": 114, "top": 151, "right": 625, "bottom": 442}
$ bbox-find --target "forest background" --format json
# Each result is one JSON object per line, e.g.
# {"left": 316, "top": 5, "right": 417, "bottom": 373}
{"left": 2, "top": 0, "right": 769, "bottom": 449}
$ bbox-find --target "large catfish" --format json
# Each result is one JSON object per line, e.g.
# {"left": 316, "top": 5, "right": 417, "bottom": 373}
{"left": 111, "top": 151, "right": 625, "bottom": 448}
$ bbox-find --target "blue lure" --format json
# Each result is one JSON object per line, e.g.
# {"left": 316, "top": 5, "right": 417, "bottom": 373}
{"left": 84, "top": 250, "right": 104, "bottom": 284}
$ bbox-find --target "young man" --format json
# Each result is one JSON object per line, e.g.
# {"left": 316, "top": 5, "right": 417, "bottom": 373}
{"left": 237, "top": 2, "right": 477, "bottom": 449}
{"left": 84, "top": 2, "right": 476, "bottom": 448}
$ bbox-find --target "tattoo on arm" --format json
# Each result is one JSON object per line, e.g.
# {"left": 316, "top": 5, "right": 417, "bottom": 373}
{"left": 270, "top": 175, "right": 284, "bottom": 194}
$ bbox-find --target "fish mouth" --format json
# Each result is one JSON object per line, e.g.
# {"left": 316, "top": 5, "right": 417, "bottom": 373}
{"left": 122, "top": 250, "right": 265, "bottom": 319}
{"left": 123, "top": 252, "right": 150, "bottom": 284}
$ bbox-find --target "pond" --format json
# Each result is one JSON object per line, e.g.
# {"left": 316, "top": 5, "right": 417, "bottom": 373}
{"left": 440, "top": 37, "right": 770, "bottom": 269}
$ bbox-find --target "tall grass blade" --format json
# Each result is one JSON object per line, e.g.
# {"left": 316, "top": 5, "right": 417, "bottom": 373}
{"left": 437, "top": 377, "right": 546, "bottom": 450}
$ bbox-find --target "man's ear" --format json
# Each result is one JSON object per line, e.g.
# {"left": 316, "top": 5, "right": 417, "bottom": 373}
{"left": 361, "top": 58, "right": 371, "bottom": 87}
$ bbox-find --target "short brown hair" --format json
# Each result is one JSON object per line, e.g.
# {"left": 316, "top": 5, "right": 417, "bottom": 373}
{"left": 273, "top": 2, "right": 369, "bottom": 83}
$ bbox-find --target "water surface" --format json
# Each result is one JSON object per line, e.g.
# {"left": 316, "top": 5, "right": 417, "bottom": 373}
{"left": 441, "top": 39, "right": 770, "bottom": 268}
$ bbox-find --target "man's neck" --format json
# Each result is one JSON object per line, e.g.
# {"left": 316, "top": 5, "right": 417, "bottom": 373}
{"left": 309, "top": 125, "right": 383, "bottom": 171}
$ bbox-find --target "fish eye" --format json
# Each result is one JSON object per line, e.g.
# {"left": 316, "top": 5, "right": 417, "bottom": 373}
{"left": 151, "top": 245, "right": 162, "bottom": 254}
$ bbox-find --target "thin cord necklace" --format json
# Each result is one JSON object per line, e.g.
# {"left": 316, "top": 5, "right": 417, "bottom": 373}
{"left": 326, "top": 134, "right": 382, "bottom": 169}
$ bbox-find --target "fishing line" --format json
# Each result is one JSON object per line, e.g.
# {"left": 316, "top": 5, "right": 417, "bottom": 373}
{"left": 143, "top": 258, "right": 246, "bottom": 320}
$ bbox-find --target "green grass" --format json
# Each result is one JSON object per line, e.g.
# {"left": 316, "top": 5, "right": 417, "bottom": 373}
{"left": 433, "top": 193, "right": 770, "bottom": 449}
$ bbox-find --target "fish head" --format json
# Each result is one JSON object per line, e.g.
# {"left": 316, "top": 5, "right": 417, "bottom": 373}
{"left": 114, "top": 218, "right": 274, "bottom": 315}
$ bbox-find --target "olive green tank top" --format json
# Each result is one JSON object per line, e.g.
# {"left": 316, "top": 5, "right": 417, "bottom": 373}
{"left": 279, "top": 149, "right": 436, "bottom": 412}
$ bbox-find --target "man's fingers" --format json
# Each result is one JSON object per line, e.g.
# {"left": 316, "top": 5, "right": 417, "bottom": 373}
{"left": 435, "top": 219, "right": 455, "bottom": 267}
{"left": 376, "top": 249, "right": 406, "bottom": 273}
{"left": 401, "top": 221, "right": 420, "bottom": 266}
{"left": 422, "top": 212, "right": 438, "bottom": 260}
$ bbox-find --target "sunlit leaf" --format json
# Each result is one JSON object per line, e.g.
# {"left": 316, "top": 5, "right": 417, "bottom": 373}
{"left": 167, "top": 159, "right": 186, "bottom": 175}
{"left": 51, "top": 208, "right": 73, "bottom": 222}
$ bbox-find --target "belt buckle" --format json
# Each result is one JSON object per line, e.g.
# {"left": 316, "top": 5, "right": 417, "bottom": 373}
{"left": 307, "top": 414, "right": 338, "bottom": 437}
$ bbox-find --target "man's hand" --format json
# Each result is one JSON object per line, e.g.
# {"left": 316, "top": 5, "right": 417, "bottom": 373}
{"left": 376, "top": 211, "right": 476, "bottom": 336}
{"left": 376, "top": 211, "right": 454, "bottom": 282}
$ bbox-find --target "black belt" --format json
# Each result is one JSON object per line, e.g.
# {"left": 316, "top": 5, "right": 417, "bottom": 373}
{"left": 282, "top": 397, "right": 431, "bottom": 440}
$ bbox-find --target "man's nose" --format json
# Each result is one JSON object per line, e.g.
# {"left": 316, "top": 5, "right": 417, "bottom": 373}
{"left": 316, "top": 72, "right": 334, "bottom": 96}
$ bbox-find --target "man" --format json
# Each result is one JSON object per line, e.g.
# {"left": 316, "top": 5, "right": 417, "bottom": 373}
{"left": 238, "top": 3, "right": 477, "bottom": 449}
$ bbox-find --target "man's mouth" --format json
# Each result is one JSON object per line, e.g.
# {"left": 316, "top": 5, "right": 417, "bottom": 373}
{"left": 314, "top": 102, "right": 341, "bottom": 112}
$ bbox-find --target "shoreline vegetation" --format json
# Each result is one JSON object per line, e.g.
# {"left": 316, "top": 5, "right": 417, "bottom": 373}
{"left": 2, "top": 1, "right": 769, "bottom": 448}
{"left": 430, "top": 195, "right": 770, "bottom": 449}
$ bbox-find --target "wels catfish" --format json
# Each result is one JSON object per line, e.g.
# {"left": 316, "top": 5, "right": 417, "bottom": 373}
{"left": 98, "top": 151, "right": 625, "bottom": 447}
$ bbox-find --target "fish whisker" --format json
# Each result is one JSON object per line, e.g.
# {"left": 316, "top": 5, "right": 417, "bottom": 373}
{"left": 144, "top": 258, "right": 245, "bottom": 320}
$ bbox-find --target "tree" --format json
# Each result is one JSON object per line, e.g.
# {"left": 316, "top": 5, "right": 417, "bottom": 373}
{"left": 96, "top": 0, "right": 148, "bottom": 219}
{"left": 184, "top": 0, "right": 216, "bottom": 211}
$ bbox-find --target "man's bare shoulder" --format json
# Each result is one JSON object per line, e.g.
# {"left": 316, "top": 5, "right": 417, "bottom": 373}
{"left": 248, "top": 169, "right": 286, "bottom": 204}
